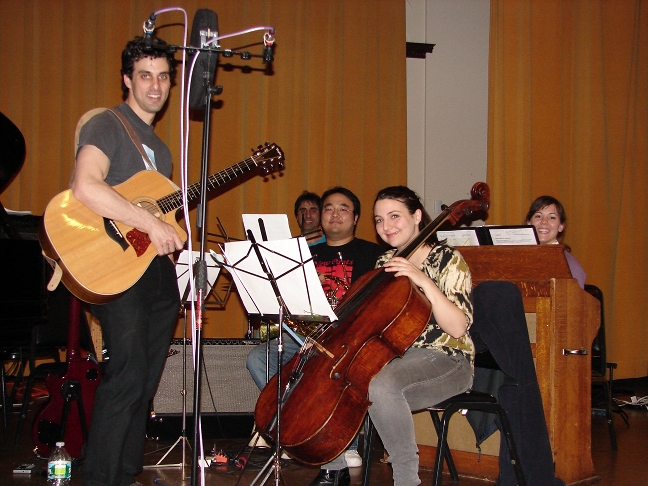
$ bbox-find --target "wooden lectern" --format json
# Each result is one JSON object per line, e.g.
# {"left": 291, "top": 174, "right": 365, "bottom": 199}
{"left": 416, "top": 245, "right": 600, "bottom": 485}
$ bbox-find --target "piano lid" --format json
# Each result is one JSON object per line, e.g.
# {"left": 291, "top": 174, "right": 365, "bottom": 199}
{"left": 0, "top": 111, "right": 26, "bottom": 195}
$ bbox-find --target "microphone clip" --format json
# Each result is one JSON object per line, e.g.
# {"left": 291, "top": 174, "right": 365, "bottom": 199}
{"left": 143, "top": 13, "right": 156, "bottom": 35}
{"left": 263, "top": 30, "right": 275, "bottom": 63}
{"left": 200, "top": 29, "right": 219, "bottom": 50}
{"left": 142, "top": 13, "right": 157, "bottom": 50}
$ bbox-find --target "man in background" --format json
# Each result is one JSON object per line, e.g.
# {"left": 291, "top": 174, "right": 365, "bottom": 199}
{"left": 294, "top": 190, "right": 326, "bottom": 245}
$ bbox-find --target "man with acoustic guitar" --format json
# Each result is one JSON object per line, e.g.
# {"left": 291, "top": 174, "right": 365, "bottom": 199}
{"left": 71, "top": 35, "right": 183, "bottom": 486}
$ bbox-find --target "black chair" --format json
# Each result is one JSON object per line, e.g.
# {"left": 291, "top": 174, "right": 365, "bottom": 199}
{"left": 586, "top": 284, "right": 629, "bottom": 452}
{"left": 362, "top": 282, "right": 534, "bottom": 486}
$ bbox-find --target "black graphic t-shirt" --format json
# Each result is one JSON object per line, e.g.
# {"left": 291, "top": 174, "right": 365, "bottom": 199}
{"left": 310, "top": 238, "right": 383, "bottom": 302}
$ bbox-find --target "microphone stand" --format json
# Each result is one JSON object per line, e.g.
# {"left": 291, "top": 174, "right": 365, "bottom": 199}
{"left": 159, "top": 22, "right": 273, "bottom": 486}
{"left": 243, "top": 231, "right": 289, "bottom": 486}
{"left": 190, "top": 49, "right": 222, "bottom": 486}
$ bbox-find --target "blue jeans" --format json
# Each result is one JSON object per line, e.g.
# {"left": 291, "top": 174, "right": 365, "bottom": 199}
{"left": 246, "top": 333, "right": 304, "bottom": 390}
{"left": 82, "top": 257, "right": 179, "bottom": 486}
{"left": 367, "top": 347, "right": 473, "bottom": 486}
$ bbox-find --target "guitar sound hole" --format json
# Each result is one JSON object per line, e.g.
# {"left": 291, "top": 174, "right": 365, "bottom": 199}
{"left": 136, "top": 200, "right": 161, "bottom": 218}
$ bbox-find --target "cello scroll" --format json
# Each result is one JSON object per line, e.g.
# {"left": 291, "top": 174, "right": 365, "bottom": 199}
{"left": 445, "top": 182, "right": 490, "bottom": 225}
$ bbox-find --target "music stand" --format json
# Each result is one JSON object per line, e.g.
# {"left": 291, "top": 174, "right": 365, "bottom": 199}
{"left": 145, "top": 250, "right": 221, "bottom": 474}
{"left": 220, "top": 234, "right": 335, "bottom": 485}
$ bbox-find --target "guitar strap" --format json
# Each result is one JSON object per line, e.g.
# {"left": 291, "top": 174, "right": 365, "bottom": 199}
{"left": 44, "top": 107, "right": 157, "bottom": 291}
{"left": 108, "top": 108, "right": 157, "bottom": 171}
{"left": 43, "top": 253, "right": 64, "bottom": 291}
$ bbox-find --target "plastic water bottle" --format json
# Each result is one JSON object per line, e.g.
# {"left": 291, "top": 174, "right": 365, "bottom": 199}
{"left": 47, "top": 442, "right": 72, "bottom": 485}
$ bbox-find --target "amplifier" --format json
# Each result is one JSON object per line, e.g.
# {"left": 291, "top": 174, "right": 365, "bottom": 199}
{"left": 153, "top": 338, "right": 261, "bottom": 415}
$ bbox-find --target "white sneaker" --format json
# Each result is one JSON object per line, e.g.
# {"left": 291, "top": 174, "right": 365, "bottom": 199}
{"left": 248, "top": 431, "right": 271, "bottom": 448}
{"left": 344, "top": 449, "right": 362, "bottom": 468}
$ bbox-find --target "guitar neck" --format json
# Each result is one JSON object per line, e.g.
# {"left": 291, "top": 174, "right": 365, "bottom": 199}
{"left": 156, "top": 156, "right": 260, "bottom": 214}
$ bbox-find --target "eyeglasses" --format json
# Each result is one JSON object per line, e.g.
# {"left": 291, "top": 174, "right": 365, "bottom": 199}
{"left": 322, "top": 206, "right": 353, "bottom": 215}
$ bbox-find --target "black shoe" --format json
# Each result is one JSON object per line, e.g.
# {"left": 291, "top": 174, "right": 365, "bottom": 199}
{"left": 308, "top": 467, "right": 350, "bottom": 486}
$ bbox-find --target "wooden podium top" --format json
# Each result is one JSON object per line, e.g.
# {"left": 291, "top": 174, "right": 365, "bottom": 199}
{"left": 457, "top": 244, "right": 572, "bottom": 283}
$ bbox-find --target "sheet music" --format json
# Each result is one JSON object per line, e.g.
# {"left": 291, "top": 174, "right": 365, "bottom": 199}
{"left": 242, "top": 214, "right": 291, "bottom": 242}
{"left": 487, "top": 226, "right": 539, "bottom": 245}
{"left": 222, "top": 237, "right": 336, "bottom": 322}
{"left": 176, "top": 250, "right": 222, "bottom": 302}
{"left": 437, "top": 229, "right": 481, "bottom": 246}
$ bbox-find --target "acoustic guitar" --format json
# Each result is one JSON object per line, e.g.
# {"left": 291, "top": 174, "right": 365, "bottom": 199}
{"left": 33, "top": 296, "right": 101, "bottom": 458}
{"left": 39, "top": 143, "right": 284, "bottom": 304}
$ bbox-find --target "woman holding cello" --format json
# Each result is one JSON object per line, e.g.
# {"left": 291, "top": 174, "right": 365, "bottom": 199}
{"left": 312, "top": 186, "right": 475, "bottom": 486}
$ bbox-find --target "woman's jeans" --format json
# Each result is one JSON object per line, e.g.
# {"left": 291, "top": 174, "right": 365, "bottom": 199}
{"left": 367, "top": 347, "right": 473, "bottom": 486}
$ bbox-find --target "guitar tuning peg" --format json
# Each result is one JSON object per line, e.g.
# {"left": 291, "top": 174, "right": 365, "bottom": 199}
{"left": 257, "top": 145, "right": 263, "bottom": 150}
{"left": 264, "top": 141, "right": 269, "bottom": 146}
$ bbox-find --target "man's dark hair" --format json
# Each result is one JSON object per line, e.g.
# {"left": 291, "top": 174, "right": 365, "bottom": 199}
{"left": 120, "top": 36, "right": 176, "bottom": 99}
{"left": 321, "top": 186, "right": 361, "bottom": 217}
{"left": 293, "top": 191, "right": 322, "bottom": 217}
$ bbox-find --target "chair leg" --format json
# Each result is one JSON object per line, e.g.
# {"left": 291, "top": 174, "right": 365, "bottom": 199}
{"left": 607, "top": 365, "right": 630, "bottom": 427}
{"left": 601, "top": 380, "right": 618, "bottom": 451}
{"left": 429, "top": 410, "right": 459, "bottom": 482}
{"left": 361, "top": 414, "right": 375, "bottom": 486}
{"left": 1, "top": 363, "right": 7, "bottom": 429}
{"left": 14, "top": 374, "right": 35, "bottom": 446}
{"left": 8, "top": 356, "right": 28, "bottom": 410}
{"left": 496, "top": 407, "right": 527, "bottom": 486}
{"left": 433, "top": 406, "right": 460, "bottom": 486}
{"left": 614, "top": 404, "right": 630, "bottom": 427}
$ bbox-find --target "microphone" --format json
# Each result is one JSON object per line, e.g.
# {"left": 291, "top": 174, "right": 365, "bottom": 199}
{"left": 263, "top": 29, "right": 275, "bottom": 63}
{"left": 188, "top": 9, "right": 219, "bottom": 111}
{"left": 142, "top": 13, "right": 157, "bottom": 50}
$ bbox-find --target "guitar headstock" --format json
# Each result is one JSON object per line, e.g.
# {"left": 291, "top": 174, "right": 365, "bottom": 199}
{"left": 252, "top": 142, "right": 285, "bottom": 175}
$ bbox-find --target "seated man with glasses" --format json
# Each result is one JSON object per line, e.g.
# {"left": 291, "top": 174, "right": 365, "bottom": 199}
{"left": 310, "top": 187, "right": 384, "bottom": 308}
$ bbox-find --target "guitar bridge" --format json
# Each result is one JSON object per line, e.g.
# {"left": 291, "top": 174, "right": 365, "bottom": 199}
{"left": 103, "top": 218, "right": 129, "bottom": 251}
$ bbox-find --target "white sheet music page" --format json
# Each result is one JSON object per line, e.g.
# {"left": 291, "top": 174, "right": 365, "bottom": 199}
{"left": 242, "top": 214, "right": 291, "bottom": 242}
{"left": 437, "top": 229, "right": 480, "bottom": 247}
{"left": 222, "top": 237, "right": 336, "bottom": 322}
{"left": 176, "top": 250, "right": 222, "bottom": 302}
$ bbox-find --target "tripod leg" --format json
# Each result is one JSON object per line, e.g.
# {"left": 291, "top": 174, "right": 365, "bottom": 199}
{"left": 59, "top": 380, "right": 80, "bottom": 440}
{"left": 247, "top": 451, "right": 286, "bottom": 486}
{"left": 74, "top": 388, "right": 89, "bottom": 445}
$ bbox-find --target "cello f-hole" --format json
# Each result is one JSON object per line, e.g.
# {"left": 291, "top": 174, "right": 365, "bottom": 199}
{"left": 329, "top": 345, "right": 349, "bottom": 379}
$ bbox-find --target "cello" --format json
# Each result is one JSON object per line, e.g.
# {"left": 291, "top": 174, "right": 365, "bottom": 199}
{"left": 254, "top": 182, "right": 490, "bottom": 465}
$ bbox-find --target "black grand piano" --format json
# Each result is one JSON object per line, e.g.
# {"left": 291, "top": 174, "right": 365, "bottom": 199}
{"left": 0, "top": 111, "right": 78, "bottom": 432}
{"left": 0, "top": 110, "right": 50, "bottom": 348}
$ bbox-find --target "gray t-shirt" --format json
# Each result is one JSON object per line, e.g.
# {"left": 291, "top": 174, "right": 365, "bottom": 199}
{"left": 77, "top": 102, "right": 172, "bottom": 186}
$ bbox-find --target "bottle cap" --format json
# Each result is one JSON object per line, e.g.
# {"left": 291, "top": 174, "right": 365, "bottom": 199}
{"left": 56, "top": 441, "right": 65, "bottom": 447}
